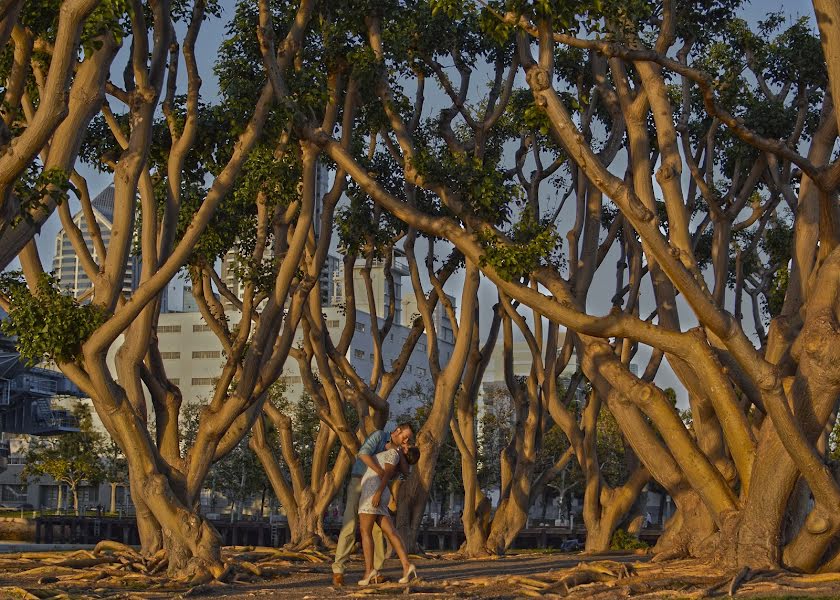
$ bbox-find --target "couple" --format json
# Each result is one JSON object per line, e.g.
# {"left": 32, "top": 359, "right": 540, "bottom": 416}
{"left": 332, "top": 423, "right": 420, "bottom": 586}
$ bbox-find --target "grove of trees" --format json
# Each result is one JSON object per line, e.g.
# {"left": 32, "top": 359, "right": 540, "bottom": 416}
{"left": 1, "top": 0, "right": 839, "bottom": 584}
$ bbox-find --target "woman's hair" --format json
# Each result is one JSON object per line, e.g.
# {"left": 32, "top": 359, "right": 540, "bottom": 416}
{"left": 405, "top": 446, "right": 420, "bottom": 465}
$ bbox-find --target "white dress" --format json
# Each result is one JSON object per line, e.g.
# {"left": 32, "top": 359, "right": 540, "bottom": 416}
{"left": 358, "top": 448, "right": 400, "bottom": 516}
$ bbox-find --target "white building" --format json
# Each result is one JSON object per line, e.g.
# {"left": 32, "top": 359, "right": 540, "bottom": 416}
{"left": 51, "top": 186, "right": 139, "bottom": 299}
{"left": 142, "top": 304, "right": 449, "bottom": 412}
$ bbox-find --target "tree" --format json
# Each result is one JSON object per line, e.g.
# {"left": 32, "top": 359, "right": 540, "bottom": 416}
{"left": 0, "top": 0, "right": 317, "bottom": 578}
{"left": 292, "top": 0, "right": 840, "bottom": 575}
{"left": 22, "top": 401, "right": 105, "bottom": 515}
{"left": 180, "top": 402, "right": 270, "bottom": 521}
{"left": 102, "top": 439, "right": 128, "bottom": 513}
{"left": 0, "top": 0, "right": 121, "bottom": 268}
{"left": 394, "top": 382, "right": 464, "bottom": 518}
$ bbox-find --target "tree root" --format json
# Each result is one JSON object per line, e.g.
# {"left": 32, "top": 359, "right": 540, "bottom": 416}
{"left": 727, "top": 566, "right": 750, "bottom": 596}
{"left": 0, "top": 544, "right": 335, "bottom": 599}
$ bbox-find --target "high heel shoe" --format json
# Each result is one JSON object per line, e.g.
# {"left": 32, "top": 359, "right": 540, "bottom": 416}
{"left": 358, "top": 569, "right": 379, "bottom": 586}
{"left": 399, "top": 564, "right": 417, "bottom": 584}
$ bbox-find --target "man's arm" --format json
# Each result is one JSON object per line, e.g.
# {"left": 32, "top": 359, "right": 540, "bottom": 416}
{"left": 357, "top": 430, "right": 386, "bottom": 477}
{"left": 359, "top": 453, "right": 385, "bottom": 478}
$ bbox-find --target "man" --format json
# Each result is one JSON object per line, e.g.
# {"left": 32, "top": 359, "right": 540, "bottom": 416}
{"left": 332, "top": 423, "right": 413, "bottom": 586}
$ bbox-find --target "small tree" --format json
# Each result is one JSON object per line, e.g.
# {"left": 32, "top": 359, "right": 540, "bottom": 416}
{"left": 22, "top": 402, "right": 106, "bottom": 515}
{"left": 102, "top": 440, "right": 129, "bottom": 514}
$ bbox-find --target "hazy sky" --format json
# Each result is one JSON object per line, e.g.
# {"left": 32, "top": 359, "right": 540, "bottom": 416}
{"left": 23, "top": 0, "right": 819, "bottom": 404}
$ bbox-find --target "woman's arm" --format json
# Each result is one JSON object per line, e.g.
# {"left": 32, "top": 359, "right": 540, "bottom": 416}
{"left": 371, "top": 463, "right": 398, "bottom": 507}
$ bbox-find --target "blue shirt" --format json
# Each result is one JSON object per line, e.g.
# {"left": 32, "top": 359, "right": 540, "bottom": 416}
{"left": 351, "top": 430, "right": 390, "bottom": 477}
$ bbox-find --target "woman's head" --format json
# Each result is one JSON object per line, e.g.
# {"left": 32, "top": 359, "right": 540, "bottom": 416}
{"left": 404, "top": 446, "right": 420, "bottom": 465}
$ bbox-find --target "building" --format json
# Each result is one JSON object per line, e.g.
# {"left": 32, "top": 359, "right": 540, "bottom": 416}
{"left": 51, "top": 186, "right": 140, "bottom": 300}
{"left": 141, "top": 303, "right": 450, "bottom": 413}
{"left": 332, "top": 250, "right": 409, "bottom": 326}
{"left": 219, "top": 162, "right": 335, "bottom": 308}
{"left": 0, "top": 323, "right": 82, "bottom": 448}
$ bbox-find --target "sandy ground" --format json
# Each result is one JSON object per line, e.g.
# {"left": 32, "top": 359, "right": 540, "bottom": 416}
{"left": 4, "top": 549, "right": 840, "bottom": 599}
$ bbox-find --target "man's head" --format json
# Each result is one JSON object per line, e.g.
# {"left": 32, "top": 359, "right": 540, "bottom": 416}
{"left": 391, "top": 422, "right": 414, "bottom": 448}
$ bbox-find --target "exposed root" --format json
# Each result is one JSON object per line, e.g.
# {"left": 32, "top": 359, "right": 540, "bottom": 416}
{"left": 0, "top": 543, "right": 332, "bottom": 599}
{"left": 727, "top": 565, "right": 750, "bottom": 596}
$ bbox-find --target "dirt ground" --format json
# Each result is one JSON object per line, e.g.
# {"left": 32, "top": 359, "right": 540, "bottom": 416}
{"left": 2, "top": 546, "right": 840, "bottom": 599}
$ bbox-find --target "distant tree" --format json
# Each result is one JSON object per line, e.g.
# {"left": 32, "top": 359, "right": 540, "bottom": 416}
{"left": 477, "top": 384, "right": 514, "bottom": 490}
{"left": 180, "top": 402, "right": 270, "bottom": 519}
{"left": 22, "top": 402, "right": 105, "bottom": 515}
{"left": 102, "top": 439, "right": 129, "bottom": 513}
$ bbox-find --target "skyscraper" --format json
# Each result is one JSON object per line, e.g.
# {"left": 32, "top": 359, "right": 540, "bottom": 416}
{"left": 51, "top": 186, "right": 139, "bottom": 299}
{"left": 220, "top": 162, "right": 337, "bottom": 307}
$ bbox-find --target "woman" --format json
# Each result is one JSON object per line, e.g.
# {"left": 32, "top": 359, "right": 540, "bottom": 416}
{"left": 357, "top": 445, "right": 420, "bottom": 585}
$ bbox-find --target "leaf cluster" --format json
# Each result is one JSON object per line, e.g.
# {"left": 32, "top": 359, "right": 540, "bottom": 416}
{"left": 0, "top": 272, "right": 108, "bottom": 366}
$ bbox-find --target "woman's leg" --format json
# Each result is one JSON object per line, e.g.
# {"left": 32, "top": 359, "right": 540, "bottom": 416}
{"left": 375, "top": 514, "right": 411, "bottom": 572}
{"left": 359, "top": 513, "right": 377, "bottom": 576}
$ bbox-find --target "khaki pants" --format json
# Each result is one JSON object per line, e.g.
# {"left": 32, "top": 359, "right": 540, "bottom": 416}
{"left": 332, "top": 476, "right": 385, "bottom": 574}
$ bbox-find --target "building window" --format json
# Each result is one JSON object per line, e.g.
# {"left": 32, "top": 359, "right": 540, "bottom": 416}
{"left": 369, "top": 353, "right": 374, "bottom": 362}
{"left": 418, "top": 342, "right": 426, "bottom": 351}
{"left": 158, "top": 325, "right": 181, "bottom": 333}
{"left": 170, "top": 378, "right": 180, "bottom": 385}
{"left": 327, "top": 320, "right": 340, "bottom": 328}
{"left": 416, "top": 367, "right": 426, "bottom": 376}
{"left": 355, "top": 323, "right": 366, "bottom": 333}
{"left": 160, "top": 352, "right": 180, "bottom": 359}
{"left": 353, "top": 349, "right": 365, "bottom": 359}
{"left": 0, "top": 484, "right": 26, "bottom": 503}
{"left": 192, "top": 350, "right": 221, "bottom": 359}
{"left": 193, "top": 324, "right": 211, "bottom": 332}
{"left": 191, "top": 377, "right": 217, "bottom": 386}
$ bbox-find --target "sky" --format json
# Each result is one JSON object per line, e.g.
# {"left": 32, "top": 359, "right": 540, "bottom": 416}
{"left": 23, "top": 0, "right": 819, "bottom": 405}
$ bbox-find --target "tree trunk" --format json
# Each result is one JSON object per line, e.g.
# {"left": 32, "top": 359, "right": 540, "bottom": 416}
{"left": 286, "top": 490, "right": 323, "bottom": 550}
{"left": 56, "top": 485, "right": 63, "bottom": 513}
{"left": 655, "top": 489, "right": 717, "bottom": 560}
{"left": 110, "top": 483, "right": 117, "bottom": 514}
{"left": 71, "top": 487, "right": 79, "bottom": 516}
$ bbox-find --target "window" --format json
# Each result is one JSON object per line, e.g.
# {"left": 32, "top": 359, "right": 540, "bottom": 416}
{"left": 160, "top": 352, "right": 180, "bottom": 359}
{"left": 191, "top": 377, "right": 217, "bottom": 386}
{"left": 170, "top": 378, "right": 180, "bottom": 385}
{"left": 0, "top": 484, "right": 26, "bottom": 503}
{"left": 416, "top": 367, "right": 426, "bottom": 376}
{"left": 78, "top": 486, "right": 99, "bottom": 504}
{"left": 327, "top": 320, "right": 340, "bottom": 328}
{"left": 369, "top": 353, "right": 374, "bottom": 362}
{"left": 192, "top": 350, "right": 221, "bottom": 359}
{"left": 355, "top": 323, "right": 366, "bottom": 333}
{"left": 354, "top": 349, "right": 365, "bottom": 359}
{"left": 158, "top": 325, "right": 181, "bottom": 333}
{"left": 193, "top": 324, "right": 211, "bottom": 332}
{"left": 418, "top": 342, "right": 426, "bottom": 351}
{"left": 284, "top": 376, "right": 302, "bottom": 383}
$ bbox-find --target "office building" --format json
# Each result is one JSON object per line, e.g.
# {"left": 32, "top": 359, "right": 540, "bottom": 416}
{"left": 51, "top": 186, "right": 139, "bottom": 299}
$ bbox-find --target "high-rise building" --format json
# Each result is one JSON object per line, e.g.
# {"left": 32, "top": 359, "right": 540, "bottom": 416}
{"left": 331, "top": 249, "right": 409, "bottom": 324}
{"left": 51, "top": 186, "right": 139, "bottom": 299}
{"left": 220, "top": 162, "right": 337, "bottom": 307}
